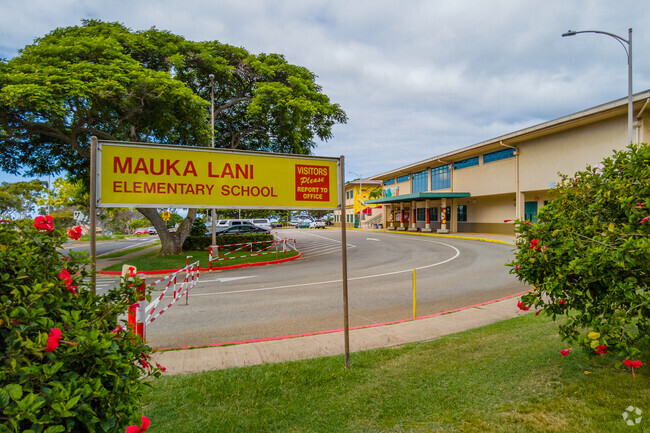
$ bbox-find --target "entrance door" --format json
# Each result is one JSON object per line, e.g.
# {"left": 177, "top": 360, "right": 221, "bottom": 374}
{"left": 524, "top": 201, "right": 538, "bottom": 223}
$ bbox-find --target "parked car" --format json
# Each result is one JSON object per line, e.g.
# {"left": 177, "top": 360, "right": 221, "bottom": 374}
{"left": 250, "top": 218, "right": 272, "bottom": 230}
{"left": 214, "top": 219, "right": 253, "bottom": 230}
{"left": 147, "top": 226, "right": 157, "bottom": 235}
{"left": 271, "top": 221, "right": 283, "bottom": 228}
{"left": 309, "top": 220, "right": 326, "bottom": 229}
{"left": 208, "top": 224, "right": 270, "bottom": 236}
{"left": 134, "top": 227, "right": 149, "bottom": 235}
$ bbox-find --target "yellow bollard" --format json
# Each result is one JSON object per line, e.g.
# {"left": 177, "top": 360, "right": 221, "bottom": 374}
{"left": 413, "top": 268, "right": 417, "bottom": 318}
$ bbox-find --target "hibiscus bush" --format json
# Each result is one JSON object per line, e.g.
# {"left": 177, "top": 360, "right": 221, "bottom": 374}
{"left": 510, "top": 143, "right": 650, "bottom": 357}
{"left": 0, "top": 217, "right": 162, "bottom": 432}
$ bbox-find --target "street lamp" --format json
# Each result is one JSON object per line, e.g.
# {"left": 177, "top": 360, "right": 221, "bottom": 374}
{"left": 562, "top": 28, "right": 633, "bottom": 144}
{"left": 209, "top": 74, "right": 217, "bottom": 246}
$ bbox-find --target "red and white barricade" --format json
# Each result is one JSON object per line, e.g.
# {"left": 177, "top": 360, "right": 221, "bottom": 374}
{"left": 208, "top": 238, "right": 297, "bottom": 268}
{"left": 144, "top": 260, "right": 200, "bottom": 329}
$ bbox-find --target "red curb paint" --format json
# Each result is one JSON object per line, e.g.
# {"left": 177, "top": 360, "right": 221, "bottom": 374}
{"left": 98, "top": 252, "right": 302, "bottom": 275}
{"left": 153, "top": 288, "right": 533, "bottom": 352}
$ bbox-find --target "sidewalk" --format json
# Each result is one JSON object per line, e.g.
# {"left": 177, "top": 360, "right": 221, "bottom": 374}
{"left": 151, "top": 292, "right": 529, "bottom": 375}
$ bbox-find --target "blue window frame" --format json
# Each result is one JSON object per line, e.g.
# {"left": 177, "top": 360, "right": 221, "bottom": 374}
{"left": 431, "top": 165, "right": 451, "bottom": 190}
{"left": 454, "top": 156, "right": 479, "bottom": 170}
{"left": 484, "top": 148, "right": 515, "bottom": 163}
{"left": 384, "top": 178, "right": 395, "bottom": 185}
{"left": 396, "top": 175, "right": 410, "bottom": 183}
{"left": 412, "top": 170, "right": 428, "bottom": 193}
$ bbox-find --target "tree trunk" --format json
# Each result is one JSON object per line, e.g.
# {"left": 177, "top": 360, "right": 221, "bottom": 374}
{"left": 136, "top": 207, "right": 197, "bottom": 255}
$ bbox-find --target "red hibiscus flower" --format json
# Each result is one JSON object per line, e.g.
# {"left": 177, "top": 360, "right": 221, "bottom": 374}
{"left": 127, "top": 266, "right": 137, "bottom": 278}
{"left": 595, "top": 345, "right": 608, "bottom": 355}
{"left": 523, "top": 221, "right": 532, "bottom": 225}
{"left": 34, "top": 215, "right": 54, "bottom": 231}
{"left": 529, "top": 239, "right": 539, "bottom": 250}
{"left": 68, "top": 226, "right": 83, "bottom": 240}
{"left": 111, "top": 325, "right": 123, "bottom": 334}
{"left": 560, "top": 348, "right": 571, "bottom": 357}
{"left": 624, "top": 359, "right": 643, "bottom": 378}
{"left": 640, "top": 216, "right": 650, "bottom": 224}
{"left": 58, "top": 269, "right": 72, "bottom": 284}
{"left": 126, "top": 416, "right": 150, "bottom": 433}
{"left": 155, "top": 362, "right": 166, "bottom": 373}
{"left": 517, "top": 300, "right": 529, "bottom": 311}
{"left": 44, "top": 328, "right": 62, "bottom": 352}
{"left": 558, "top": 299, "right": 566, "bottom": 304}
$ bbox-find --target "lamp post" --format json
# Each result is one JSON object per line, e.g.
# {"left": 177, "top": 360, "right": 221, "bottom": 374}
{"left": 209, "top": 74, "right": 217, "bottom": 246}
{"left": 562, "top": 28, "right": 633, "bottom": 144}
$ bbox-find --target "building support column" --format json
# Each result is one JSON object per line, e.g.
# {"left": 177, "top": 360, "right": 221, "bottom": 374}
{"left": 438, "top": 197, "right": 449, "bottom": 234}
{"left": 409, "top": 201, "right": 418, "bottom": 231}
{"left": 398, "top": 202, "right": 406, "bottom": 230}
{"left": 423, "top": 199, "right": 432, "bottom": 232}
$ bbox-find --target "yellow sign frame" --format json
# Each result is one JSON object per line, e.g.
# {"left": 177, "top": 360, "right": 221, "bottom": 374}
{"left": 96, "top": 141, "right": 340, "bottom": 210}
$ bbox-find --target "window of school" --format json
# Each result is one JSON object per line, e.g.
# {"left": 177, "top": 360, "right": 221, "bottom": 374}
{"left": 457, "top": 205, "right": 467, "bottom": 222}
{"left": 396, "top": 175, "right": 410, "bottom": 183}
{"left": 454, "top": 156, "right": 479, "bottom": 170}
{"left": 429, "top": 207, "right": 438, "bottom": 222}
{"left": 484, "top": 148, "right": 515, "bottom": 163}
{"left": 412, "top": 170, "right": 428, "bottom": 193}
{"left": 431, "top": 165, "right": 451, "bottom": 190}
{"left": 384, "top": 178, "right": 395, "bottom": 185}
{"left": 416, "top": 208, "right": 426, "bottom": 221}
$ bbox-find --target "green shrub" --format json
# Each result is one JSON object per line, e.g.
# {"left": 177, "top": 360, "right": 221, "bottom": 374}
{"left": 183, "top": 233, "right": 274, "bottom": 252}
{"left": 510, "top": 143, "right": 650, "bottom": 357}
{"left": 0, "top": 217, "right": 162, "bottom": 432}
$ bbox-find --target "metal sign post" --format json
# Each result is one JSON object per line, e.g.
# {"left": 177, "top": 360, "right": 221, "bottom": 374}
{"left": 339, "top": 155, "right": 350, "bottom": 369}
{"left": 89, "top": 136, "right": 97, "bottom": 293}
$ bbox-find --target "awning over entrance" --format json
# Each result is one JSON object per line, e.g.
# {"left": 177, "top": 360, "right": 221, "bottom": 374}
{"left": 365, "top": 192, "right": 470, "bottom": 205}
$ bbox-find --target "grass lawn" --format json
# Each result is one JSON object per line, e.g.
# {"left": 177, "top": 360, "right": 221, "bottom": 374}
{"left": 142, "top": 313, "right": 649, "bottom": 432}
{"left": 102, "top": 249, "right": 300, "bottom": 272}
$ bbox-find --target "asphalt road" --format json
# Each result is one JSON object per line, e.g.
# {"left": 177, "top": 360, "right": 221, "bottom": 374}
{"left": 61, "top": 236, "right": 158, "bottom": 258}
{"left": 140, "top": 229, "right": 527, "bottom": 349}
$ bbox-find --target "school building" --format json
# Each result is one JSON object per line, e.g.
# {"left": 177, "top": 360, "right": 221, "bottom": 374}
{"left": 364, "top": 90, "right": 650, "bottom": 234}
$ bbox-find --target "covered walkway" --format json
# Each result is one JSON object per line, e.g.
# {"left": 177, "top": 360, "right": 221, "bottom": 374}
{"left": 366, "top": 192, "right": 470, "bottom": 233}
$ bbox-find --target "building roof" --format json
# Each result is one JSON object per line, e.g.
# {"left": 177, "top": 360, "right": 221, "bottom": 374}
{"left": 370, "top": 90, "right": 650, "bottom": 180}
{"left": 366, "top": 192, "right": 470, "bottom": 205}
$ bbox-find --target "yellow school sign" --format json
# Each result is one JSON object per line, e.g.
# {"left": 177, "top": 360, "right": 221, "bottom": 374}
{"left": 97, "top": 141, "right": 340, "bottom": 210}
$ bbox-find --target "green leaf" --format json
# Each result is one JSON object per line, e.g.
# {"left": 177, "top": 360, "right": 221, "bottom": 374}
{"left": 5, "top": 384, "right": 22, "bottom": 401}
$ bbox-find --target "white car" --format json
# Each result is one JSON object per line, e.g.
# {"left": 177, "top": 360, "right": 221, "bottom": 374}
{"left": 309, "top": 220, "right": 326, "bottom": 229}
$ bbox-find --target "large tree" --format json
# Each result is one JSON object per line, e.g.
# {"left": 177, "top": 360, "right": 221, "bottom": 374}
{"left": 0, "top": 179, "right": 47, "bottom": 218}
{"left": 0, "top": 20, "right": 347, "bottom": 254}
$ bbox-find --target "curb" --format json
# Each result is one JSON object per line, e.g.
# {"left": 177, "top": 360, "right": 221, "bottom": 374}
{"left": 98, "top": 252, "right": 302, "bottom": 276}
{"left": 349, "top": 227, "right": 514, "bottom": 245}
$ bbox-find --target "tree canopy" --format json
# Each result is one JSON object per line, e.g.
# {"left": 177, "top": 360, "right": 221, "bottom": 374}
{"left": 0, "top": 179, "right": 47, "bottom": 218}
{"left": 0, "top": 20, "right": 346, "bottom": 178}
{"left": 0, "top": 20, "right": 347, "bottom": 253}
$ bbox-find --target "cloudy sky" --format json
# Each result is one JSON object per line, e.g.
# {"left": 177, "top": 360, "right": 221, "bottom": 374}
{"left": 1, "top": 0, "right": 649, "bottom": 183}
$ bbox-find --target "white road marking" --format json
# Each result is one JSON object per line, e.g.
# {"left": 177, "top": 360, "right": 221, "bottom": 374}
{"left": 192, "top": 239, "right": 460, "bottom": 297}
{"left": 366, "top": 238, "right": 380, "bottom": 241}
{"left": 200, "top": 276, "right": 256, "bottom": 283}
